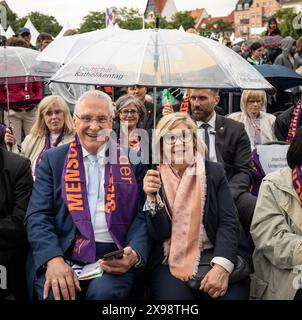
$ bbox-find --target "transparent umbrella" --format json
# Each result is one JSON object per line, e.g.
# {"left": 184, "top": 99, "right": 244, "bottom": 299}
{"left": 50, "top": 28, "right": 272, "bottom": 90}
{"left": 0, "top": 46, "right": 42, "bottom": 85}
{"left": 50, "top": 28, "right": 272, "bottom": 126}
{"left": 36, "top": 26, "right": 127, "bottom": 77}
{"left": 0, "top": 46, "right": 43, "bottom": 148}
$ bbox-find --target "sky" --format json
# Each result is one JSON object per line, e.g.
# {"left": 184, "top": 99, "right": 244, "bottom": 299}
{"left": 6, "top": 0, "right": 238, "bottom": 28}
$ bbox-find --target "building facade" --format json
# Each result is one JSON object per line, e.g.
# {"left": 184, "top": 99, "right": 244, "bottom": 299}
{"left": 234, "top": 0, "right": 280, "bottom": 38}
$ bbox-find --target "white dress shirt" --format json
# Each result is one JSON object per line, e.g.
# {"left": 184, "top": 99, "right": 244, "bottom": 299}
{"left": 82, "top": 146, "right": 114, "bottom": 243}
{"left": 197, "top": 112, "right": 218, "bottom": 163}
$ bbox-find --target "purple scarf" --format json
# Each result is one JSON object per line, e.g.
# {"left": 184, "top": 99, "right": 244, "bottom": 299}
{"left": 287, "top": 100, "right": 302, "bottom": 144}
{"left": 34, "top": 131, "right": 64, "bottom": 176}
{"left": 61, "top": 133, "right": 138, "bottom": 263}
{"left": 293, "top": 165, "right": 302, "bottom": 203}
{"left": 250, "top": 149, "right": 266, "bottom": 196}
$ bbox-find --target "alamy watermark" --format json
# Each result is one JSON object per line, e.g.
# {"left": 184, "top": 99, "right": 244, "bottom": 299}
{"left": 0, "top": 265, "right": 7, "bottom": 290}
{"left": 293, "top": 12, "right": 302, "bottom": 30}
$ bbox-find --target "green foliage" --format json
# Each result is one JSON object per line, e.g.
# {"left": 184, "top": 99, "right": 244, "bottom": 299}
{"left": 116, "top": 7, "right": 144, "bottom": 30}
{"left": 23, "top": 12, "right": 62, "bottom": 36}
{"left": 274, "top": 8, "right": 302, "bottom": 38}
{"left": 200, "top": 19, "right": 233, "bottom": 37}
{"left": 170, "top": 11, "right": 195, "bottom": 30}
{"left": 79, "top": 11, "right": 106, "bottom": 33}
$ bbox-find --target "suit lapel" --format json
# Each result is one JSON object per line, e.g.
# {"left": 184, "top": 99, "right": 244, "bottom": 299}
{"left": 214, "top": 115, "right": 225, "bottom": 163}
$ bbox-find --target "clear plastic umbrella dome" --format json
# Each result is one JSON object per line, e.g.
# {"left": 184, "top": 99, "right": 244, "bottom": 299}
{"left": 36, "top": 26, "right": 126, "bottom": 77}
{"left": 0, "top": 46, "right": 42, "bottom": 85}
{"left": 50, "top": 28, "right": 272, "bottom": 90}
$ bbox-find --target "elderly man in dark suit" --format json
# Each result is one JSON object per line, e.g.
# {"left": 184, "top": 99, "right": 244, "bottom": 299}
{"left": 0, "top": 148, "right": 33, "bottom": 299}
{"left": 189, "top": 88, "right": 255, "bottom": 234}
{"left": 25, "top": 90, "right": 149, "bottom": 300}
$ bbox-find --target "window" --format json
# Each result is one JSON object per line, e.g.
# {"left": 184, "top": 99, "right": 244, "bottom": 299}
{"left": 244, "top": 3, "right": 249, "bottom": 10}
{"left": 237, "top": 4, "right": 242, "bottom": 10}
{"left": 251, "top": 24, "right": 255, "bottom": 27}
{"left": 256, "top": 3, "right": 259, "bottom": 7}
{"left": 251, "top": 14, "right": 255, "bottom": 19}
{"left": 263, "top": 2, "right": 266, "bottom": 6}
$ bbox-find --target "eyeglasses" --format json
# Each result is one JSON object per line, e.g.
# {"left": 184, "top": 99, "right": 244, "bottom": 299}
{"left": 163, "top": 131, "right": 193, "bottom": 145}
{"left": 74, "top": 113, "right": 110, "bottom": 124}
{"left": 44, "top": 110, "right": 63, "bottom": 117}
{"left": 119, "top": 109, "right": 139, "bottom": 116}
{"left": 21, "top": 33, "right": 30, "bottom": 37}
{"left": 247, "top": 100, "right": 262, "bottom": 104}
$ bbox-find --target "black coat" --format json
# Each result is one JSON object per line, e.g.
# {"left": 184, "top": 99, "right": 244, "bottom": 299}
{"left": 274, "top": 105, "right": 296, "bottom": 141}
{"left": 146, "top": 161, "right": 252, "bottom": 271}
{"left": 214, "top": 115, "right": 253, "bottom": 201}
{"left": 0, "top": 149, "right": 33, "bottom": 298}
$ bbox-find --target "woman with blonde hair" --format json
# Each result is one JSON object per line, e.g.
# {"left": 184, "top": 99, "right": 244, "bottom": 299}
{"left": 228, "top": 90, "right": 276, "bottom": 149}
{"left": 143, "top": 112, "right": 251, "bottom": 300}
{"left": 5, "top": 95, "right": 74, "bottom": 176}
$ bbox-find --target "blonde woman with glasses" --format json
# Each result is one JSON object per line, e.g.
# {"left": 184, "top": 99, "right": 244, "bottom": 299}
{"left": 4, "top": 95, "right": 74, "bottom": 177}
{"left": 228, "top": 90, "right": 276, "bottom": 150}
{"left": 143, "top": 112, "right": 251, "bottom": 300}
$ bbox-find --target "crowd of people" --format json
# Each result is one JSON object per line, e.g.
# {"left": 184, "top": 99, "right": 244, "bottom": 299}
{"left": 1, "top": 19, "right": 302, "bottom": 301}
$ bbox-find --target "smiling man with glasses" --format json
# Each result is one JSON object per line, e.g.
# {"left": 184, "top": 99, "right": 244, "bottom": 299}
{"left": 25, "top": 90, "right": 149, "bottom": 301}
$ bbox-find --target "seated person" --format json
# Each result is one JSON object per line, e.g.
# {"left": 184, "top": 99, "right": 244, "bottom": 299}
{"left": 114, "top": 94, "right": 146, "bottom": 152}
{"left": 250, "top": 127, "right": 302, "bottom": 300}
{"left": 25, "top": 90, "right": 149, "bottom": 300}
{"left": 4, "top": 95, "right": 74, "bottom": 177}
{"left": 274, "top": 99, "right": 302, "bottom": 142}
{"left": 144, "top": 112, "right": 251, "bottom": 300}
{"left": 228, "top": 90, "right": 276, "bottom": 150}
{"left": 0, "top": 148, "right": 33, "bottom": 299}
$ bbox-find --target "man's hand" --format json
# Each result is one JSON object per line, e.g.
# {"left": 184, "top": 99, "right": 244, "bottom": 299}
{"left": 199, "top": 264, "right": 230, "bottom": 299}
{"left": 100, "top": 247, "right": 138, "bottom": 275}
{"left": 43, "top": 256, "right": 81, "bottom": 300}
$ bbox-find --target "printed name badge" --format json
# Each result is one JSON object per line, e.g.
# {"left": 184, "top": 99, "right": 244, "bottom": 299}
{"left": 257, "top": 144, "right": 289, "bottom": 175}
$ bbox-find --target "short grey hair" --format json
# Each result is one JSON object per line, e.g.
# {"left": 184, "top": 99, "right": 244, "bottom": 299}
{"left": 74, "top": 90, "right": 115, "bottom": 118}
{"left": 115, "top": 94, "right": 146, "bottom": 123}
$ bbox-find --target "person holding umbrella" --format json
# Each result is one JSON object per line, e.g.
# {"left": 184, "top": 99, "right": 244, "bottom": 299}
{"left": 144, "top": 112, "right": 251, "bottom": 300}
{"left": 0, "top": 37, "right": 43, "bottom": 145}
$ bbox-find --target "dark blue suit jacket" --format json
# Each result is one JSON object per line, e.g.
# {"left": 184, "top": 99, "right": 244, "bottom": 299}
{"left": 25, "top": 143, "right": 149, "bottom": 297}
{"left": 146, "top": 161, "right": 252, "bottom": 271}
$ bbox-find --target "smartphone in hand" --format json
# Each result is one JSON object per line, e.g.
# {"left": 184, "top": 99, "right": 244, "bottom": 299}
{"left": 102, "top": 249, "right": 124, "bottom": 261}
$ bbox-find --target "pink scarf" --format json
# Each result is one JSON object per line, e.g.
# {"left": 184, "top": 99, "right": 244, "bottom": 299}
{"left": 160, "top": 154, "right": 206, "bottom": 281}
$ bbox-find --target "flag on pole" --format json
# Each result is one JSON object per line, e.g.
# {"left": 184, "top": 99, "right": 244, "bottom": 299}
{"left": 106, "top": 8, "right": 116, "bottom": 28}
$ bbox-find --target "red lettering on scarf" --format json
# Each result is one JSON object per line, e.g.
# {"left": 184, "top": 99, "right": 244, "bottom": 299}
{"left": 67, "top": 193, "right": 84, "bottom": 211}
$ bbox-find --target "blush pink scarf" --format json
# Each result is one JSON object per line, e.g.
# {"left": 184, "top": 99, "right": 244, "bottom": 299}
{"left": 160, "top": 154, "right": 206, "bottom": 281}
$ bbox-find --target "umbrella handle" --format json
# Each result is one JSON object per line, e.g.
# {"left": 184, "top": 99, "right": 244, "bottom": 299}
{"left": 7, "top": 125, "right": 13, "bottom": 152}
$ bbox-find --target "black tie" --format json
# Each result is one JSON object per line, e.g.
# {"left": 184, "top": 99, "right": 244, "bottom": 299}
{"left": 201, "top": 123, "right": 210, "bottom": 160}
